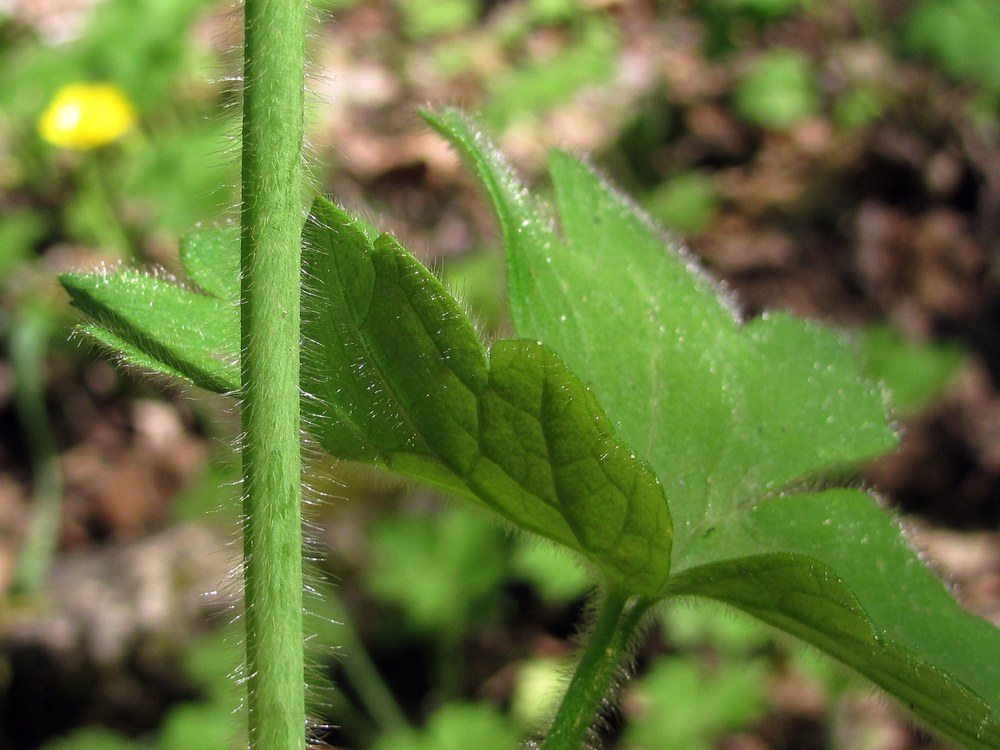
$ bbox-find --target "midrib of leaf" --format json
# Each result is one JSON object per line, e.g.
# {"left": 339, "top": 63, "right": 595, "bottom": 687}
{"left": 303, "top": 201, "right": 554, "bottom": 502}
{"left": 344, "top": 299, "right": 435, "bottom": 459}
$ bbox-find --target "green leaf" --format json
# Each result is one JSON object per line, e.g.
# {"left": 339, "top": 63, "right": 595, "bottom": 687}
{"left": 158, "top": 702, "right": 240, "bottom": 750}
{"left": 0, "top": 210, "right": 46, "bottom": 281}
{"left": 425, "top": 109, "right": 1000, "bottom": 746}
{"left": 661, "top": 602, "right": 771, "bottom": 657}
{"left": 40, "top": 727, "right": 148, "bottom": 750}
{"left": 396, "top": 0, "right": 479, "bottom": 38}
{"left": 511, "top": 540, "right": 590, "bottom": 604}
{"left": 301, "top": 196, "right": 672, "bottom": 595}
{"left": 59, "top": 225, "right": 242, "bottom": 393}
{"left": 483, "top": 18, "right": 618, "bottom": 129}
{"left": 373, "top": 702, "right": 521, "bottom": 750}
{"left": 623, "top": 655, "right": 768, "bottom": 750}
{"left": 734, "top": 49, "right": 821, "bottom": 129}
{"left": 643, "top": 170, "right": 718, "bottom": 233}
{"left": 670, "top": 489, "right": 1000, "bottom": 750}
{"left": 60, "top": 267, "right": 239, "bottom": 393}
{"left": 903, "top": 0, "right": 1000, "bottom": 95}
{"left": 855, "top": 323, "right": 963, "bottom": 415}
{"left": 125, "top": 120, "right": 241, "bottom": 235}
{"left": 425, "top": 108, "right": 895, "bottom": 549}
{"left": 365, "top": 505, "right": 508, "bottom": 632}
{"left": 81, "top": 322, "right": 193, "bottom": 382}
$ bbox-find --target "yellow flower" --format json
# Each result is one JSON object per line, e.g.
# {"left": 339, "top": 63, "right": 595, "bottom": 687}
{"left": 38, "top": 83, "right": 137, "bottom": 149}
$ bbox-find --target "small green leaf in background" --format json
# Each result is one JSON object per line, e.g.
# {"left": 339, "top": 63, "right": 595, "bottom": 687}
{"left": 833, "top": 84, "right": 886, "bottom": 130}
{"left": 662, "top": 602, "right": 771, "bottom": 657}
{"left": 124, "top": 120, "right": 241, "bottom": 234}
{"left": 622, "top": 656, "right": 768, "bottom": 750}
{"left": 156, "top": 630, "right": 243, "bottom": 750}
{"left": 734, "top": 49, "right": 820, "bottom": 129}
{"left": 39, "top": 728, "right": 149, "bottom": 750}
{"left": 902, "top": 0, "right": 1000, "bottom": 96}
{"left": 395, "top": 0, "right": 480, "bottom": 39}
{"left": 718, "top": 0, "right": 805, "bottom": 17}
{"left": 373, "top": 702, "right": 521, "bottom": 750}
{"left": 365, "top": 505, "right": 507, "bottom": 633}
{"left": 510, "top": 658, "right": 567, "bottom": 730}
{"left": 695, "top": 0, "right": 808, "bottom": 57}
{"left": 440, "top": 249, "right": 506, "bottom": 333}
{"left": 529, "top": 0, "right": 579, "bottom": 25}
{"left": 510, "top": 540, "right": 590, "bottom": 605}
{"left": 181, "top": 630, "right": 244, "bottom": 709}
{"left": 0, "top": 210, "right": 47, "bottom": 282}
{"left": 643, "top": 170, "right": 718, "bottom": 234}
{"left": 483, "top": 18, "right": 618, "bottom": 129}
{"left": 157, "top": 703, "right": 238, "bottom": 750}
{"left": 855, "top": 323, "right": 963, "bottom": 415}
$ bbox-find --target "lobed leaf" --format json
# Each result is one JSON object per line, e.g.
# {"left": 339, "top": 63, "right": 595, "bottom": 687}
{"left": 426, "top": 109, "right": 1000, "bottom": 746}
{"left": 425, "top": 108, "right": 896, "bottom": 549}
{"left": 300, "top": 196, "right": 672, "bottom": 595}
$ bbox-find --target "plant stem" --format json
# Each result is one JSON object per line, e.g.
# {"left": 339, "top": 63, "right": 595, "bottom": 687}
{"left": 540, "top": 589, "right": 651, "bottom": 750}
{"left": 79, "top": 153, "right": 133, "bottom": 258}
{"left": 322, "top": 589, "right": 409, "bottom": 733}
{"left": 239, "top": 0, "right": 306, "bottom": 748}
{"left": 10, "top": 305, "right": 64, "bottom": 596}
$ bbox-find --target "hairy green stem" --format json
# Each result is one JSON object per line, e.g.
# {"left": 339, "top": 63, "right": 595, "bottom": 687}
{"left": 239, "top": 0, "right": 307, "bottom": 748}
{"left": 541, "top": 589, "right": 651, "bottom": 750}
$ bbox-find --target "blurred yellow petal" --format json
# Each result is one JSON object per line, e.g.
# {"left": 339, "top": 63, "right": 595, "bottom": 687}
{"left": 38, "top": 83, "right": 137, "bottom": 150}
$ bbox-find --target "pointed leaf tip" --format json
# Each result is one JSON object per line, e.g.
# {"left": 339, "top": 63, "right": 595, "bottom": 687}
{"left": 60, "top": 269, "right": 239, "bottom": 393}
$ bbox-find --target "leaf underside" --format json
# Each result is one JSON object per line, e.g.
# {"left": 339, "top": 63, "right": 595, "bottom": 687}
{"left": 300, "top": 196, "right": 672, "bottom": 596}
{"left": 671, "top": 489, "right": 1000, "bottom": 749}
{"left": 425, "top": 108, "right": 1000, "bottom": 749}
{"left": 60, "top": 255, "right": 239, "bottom": 393}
